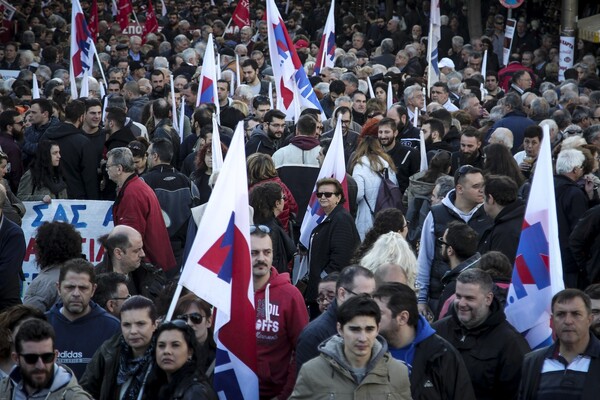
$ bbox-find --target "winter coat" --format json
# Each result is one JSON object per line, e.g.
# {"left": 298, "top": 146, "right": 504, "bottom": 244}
{"left": 0, "top": 214, "right": 25, "bottom": 312}
{"left": 433, "top": 298, "right": 530, "bottom": 400}
{"left": 245, "top": 126, "right": 280, "bottom": 156}
{"left": 488, "top": 110, "right": 536, "bottom": 153}
{"left": 271, "top": 136, "right": 321, "bottom": 168}
{"left": 389, "top": 315, "right": 476, "bottom": 400}
{"left": 79, "top": 334, "right": 122, "bottom": 400}
{"left": 296, "top": 300, "right": 339, "bottom": 371}
{"left": 352, "top": 155, "right": 398, "bottom": 241}
{"left": 387, "top": 141, "right": 420, "bottom": 193}
{"left": 42, "top": 121, "right": 99, "bottom": 199}
{"left": 569, "top": 204, "right": 600, "bottom": 284}
{"left": 403, "top": 171, "right": 436, "bottom": 246}
{"left": 17, "top": 170, "right": 68, "bottom": 201}
{"left": 22, "top": 117, "right": 62, "bottom": 159}
{"left": 554, "top": 174, "right": 589, "bottom": 277}
{"left": 255, "top": 267, "right": 308, "bottom": 399}
{"left": 249, "top": 177, "right": 298, "bottom": 235}
{"left": 23, "top": 264, "right": 62, "bottom": 312}
{"left": 0, "top": 364, "right": 92, "bottom": 400}
{"left": 113, "top": 174, "right": 177, "bottom": 273}
{"left": 478, "top": 200, "right": 526, "bottom": 263}
{"left": 307, "top": 205, "right": 360, "bottom": 302}
{"left": 290, "top": 335, "right": 412, "bottom": 400}
{"left": 436, "top": 253, "right": 481, "bottom": 319}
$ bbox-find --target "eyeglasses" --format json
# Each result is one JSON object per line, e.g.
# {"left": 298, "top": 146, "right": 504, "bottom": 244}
{"left": 20, "top": 352, "right": 55, "bottom": 364}
{"left": 250, "top": 224, "right": 271, "bottom": 233}
{"left": 316, "top": 191, "right": 337, "bottom": 198}
{"left": 112, "top": 294, "right": 131, "bottom": 301}
{"left": 162, "top": 319, "right": 190, "bottom": 329}
{"left": 343, "top": 287, "right": 372, "bottom": 298}
{"left": 176, "top": 312, "right": 205, "bottom": 324}
{"left": 268, "top": 123, "right": 286, "bottom": 129}
{"left": 316, "top": 294, "right": 335, "bottom": 304}
{"left": 437, "top": 237, "right": 449, "bottom": 246}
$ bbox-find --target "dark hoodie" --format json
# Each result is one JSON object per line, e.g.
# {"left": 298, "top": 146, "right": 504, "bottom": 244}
{"left": 389, "top": 315, "right": 436, "bottom": 371}
{"left": 42, "top": 121, "right": 99, "bottom": 199}
{"left": 255, "top": 267, "right": 309, "bottom": 399}
{"left": 478, "top": 200, "right": 526, "bottom": 264}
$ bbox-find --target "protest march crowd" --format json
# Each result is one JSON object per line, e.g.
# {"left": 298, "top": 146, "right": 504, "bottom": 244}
{"left": 1, "top": 0, "right": 600, "bottom": 398}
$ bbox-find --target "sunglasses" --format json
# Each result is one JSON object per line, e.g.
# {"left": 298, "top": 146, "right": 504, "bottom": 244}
{"left": 20, "top": 352, "right": 55, "bottom": 364}
{"left": 250, "top": 224, "right": 271, "bottom": 234}
{"left": 316, "top": 191, "right": 337, "bottom": 198}
{"left": 176, "top": 313, "right": 204, "bottom": 324}
{"left": 437, "top": 237, "right": 450, "bottom": 246}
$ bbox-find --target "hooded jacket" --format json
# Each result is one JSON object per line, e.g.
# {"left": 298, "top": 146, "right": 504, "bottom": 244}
{"left": 245, "top": 125, "right": 280, "bottom": 156}
{"left": 478, "top": 200, "right": 525, "bottom": 263}
{"left": 0, "top": 364, "right": 92, "bottom": 400}
{"left": 271, "top": 136, "right": 321, "bottom": 168}
{"left": 404, "top": 171, "right": 435, "bottom": 246}
{"left": 433, "top": 298, "right": 530, "bottom": 400}
{"left": 42, "top": 121, "right": 99, "bottom": 199}
{"left": 255, "top": 267, "right": 309, "bottom": 400}
{"left": 389, "top": 315, "right": 476, "bottom": 400}
{"left": 23, "top": 116, "right": 62, "bottom": 159}
{"left": 290, "top": 335, "right": 412, "bottom": 399}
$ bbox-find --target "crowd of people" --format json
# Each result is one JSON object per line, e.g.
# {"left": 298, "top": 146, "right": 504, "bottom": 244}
{"left": 0, "top": 0, "right": 600, "bottom": 398}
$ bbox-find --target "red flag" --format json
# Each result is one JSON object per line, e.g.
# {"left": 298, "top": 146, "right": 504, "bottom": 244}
{"left": 231, "top": 0, "right": 250, "bottom": 29}
{"left": 143, "top": 0, "right": 159, "bottom": 37}
{"left": 117, "top": 0, "right": 132, "bottom": 30}
{"left": 88, "top": 0, "right": 98, "bottom": 42}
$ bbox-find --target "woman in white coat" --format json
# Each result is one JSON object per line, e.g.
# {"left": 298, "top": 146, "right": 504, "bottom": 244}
{"left": 349, "top": 136, "right": 398, "bottom": 241}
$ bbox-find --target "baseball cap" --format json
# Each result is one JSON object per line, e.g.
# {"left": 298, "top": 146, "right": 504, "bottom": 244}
{"left": 438, "top": 58, "right": 455, "bottom": 69}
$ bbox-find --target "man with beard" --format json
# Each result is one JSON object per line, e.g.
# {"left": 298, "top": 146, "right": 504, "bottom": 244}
{"left": 416, "top": 165, "right": 492, "bottom": 320}
{"left": 322, "top": 106, "right": 360, "bottom": 164}
{"left": 246, "top": 109, "right": 287, "bottom": 156}
{"left": 378, "top": 117, "right": 419, "bottom": 193}
{"left": 0, "top": 110, "right": 25, "bottom": 192}
{"left": 22, "top": 99, "right": 61, "bottom": 167}
{"left": 584, "top": 284, "right": 600, "bottom": 338}
{"left": 251, "top": 226, "right": 308, "bottom": 399}
{"left": 374, "top": 283, "right": 476, "bottom": 400}
{"left": 217, "top": 79, "right": 245, "bottom": 130}
{"left": 45, "top": 259, "right": 120, "bottom": 379}
{"left": 0, "top": 319, "right": 92, "bottom": 398}
{"left": 422, "top": 118, "right": 453, "bottom": 154}
{"left": 149, "top": 70, "right": 169, "bottom": 101}
{"left": 241, "top": 59, "right": 269, "bottom": 97}
{"left": 387, "top": 104, "right": 421, "bottom": 149}
{"left": 450, "top": 127, "right": 485, "bottom": 174}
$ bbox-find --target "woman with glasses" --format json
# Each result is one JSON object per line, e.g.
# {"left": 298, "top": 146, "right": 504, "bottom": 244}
{"left": 173, "top": 294, "right": 216, "bottom": 381}
{"left": 247, "top": 153, "right": 298, "bottom": 234}
{"left": 349, "top": 136, "right": 399, "bottom": 241}
{"left": 249, "top": 182, "right": 295, "bottom": 273}
{"left": 307, "top": 178, "right": 359, "bottom": 317}
{"left": 144, "top": 320, "right": 217, "bottom": 400}
{"left": 17, "top": 140, "right": 67, "bottom": 203}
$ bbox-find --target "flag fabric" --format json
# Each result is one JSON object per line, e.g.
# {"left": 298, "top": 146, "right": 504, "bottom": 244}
{"left": 211, "top": 114, "right": 224, "bottom": 173}
{"left": 266, "top": 0, "right": 324, "bottom": 120}
{"left": 70, "top": 0, "right": 96, "bottom": 99}
{"left": 231, "top": 0, "right": 250, "bottom": 29}
{"left": 197, "top": 34, "right": 220, "bottom": 117}
{"left": 32, "top": 74, "right": 40, "bottom": 99}
{"left": 366, "top": 76, "right": 375, "bottom": 99}
{"left": 117, "top": 0, "right": 132, "bottom": 30}
{"left": 179, "top": 123, "right": 259, "bottom": 400}
{"left": 505, "top": 125, "right": 564, "bottom": 350}
{"left": 80, "top": 73, "right": 90, "bottom": 98}
{"left": 313, "top": 0, "right": 335, "bottom": 75}
{"left": 169, "top": 74, "right": 179, "bottom": 132}
{"left": 143, "top": 0, "right": 159, "bottom": 37}
{"left": 426, "top": 0, "right": 441, "bottom": 95}
{"left": 387, "top": 81, "right": 393, "bottom": 110}
{"left": 159, "top": 0, "right": 167, "bottom": 17}
{"left": 299, "top": 115, "right": 349, "bottom": 248}
{"left": 89, "top": 0, "right": 99, "bottom": 42}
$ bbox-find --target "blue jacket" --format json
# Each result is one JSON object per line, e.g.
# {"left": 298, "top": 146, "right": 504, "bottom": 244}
{"left": 487, "top": 110, "right": 536, "bottom": 154}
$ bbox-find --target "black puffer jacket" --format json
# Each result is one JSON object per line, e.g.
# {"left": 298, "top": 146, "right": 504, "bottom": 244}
{"left": 478, "top": 200, "right": 525, "bottom": 263}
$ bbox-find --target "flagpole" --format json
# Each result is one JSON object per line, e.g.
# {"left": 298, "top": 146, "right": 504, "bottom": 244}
{"left": 426, "top": 27, "right": 434, "bottom": 97}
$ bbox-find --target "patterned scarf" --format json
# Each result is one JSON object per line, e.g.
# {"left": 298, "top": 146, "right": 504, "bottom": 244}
{"left": 117, "top": 336, "right": 154, "bottom": 400}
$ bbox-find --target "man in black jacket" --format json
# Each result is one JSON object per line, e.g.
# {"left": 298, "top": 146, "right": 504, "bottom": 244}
{"left": 518, "top": 289, "right": 600, "bottom": 399}
{"left": 41, "top": 100, "right": 99, "bottom": 199}
{"left": 433, "top": 269, "right": 530, "bottom": 400}
{"left": 479, "top": 174, "right": 525, "bottom": 263}
{"left": 374, "top": 283, "right": 476, "bottom": 400}
{"left": 378, "top": 117, "right": 419, "bottom": 193}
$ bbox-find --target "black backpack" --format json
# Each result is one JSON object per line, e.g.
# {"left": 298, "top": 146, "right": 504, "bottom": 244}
{"left": 365, "top": 168, "right": 405, "bottom": 216}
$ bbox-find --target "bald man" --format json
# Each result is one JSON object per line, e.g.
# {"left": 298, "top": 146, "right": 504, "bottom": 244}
{"left": 95, "top": 225, "right": 166, "bottom": 303}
